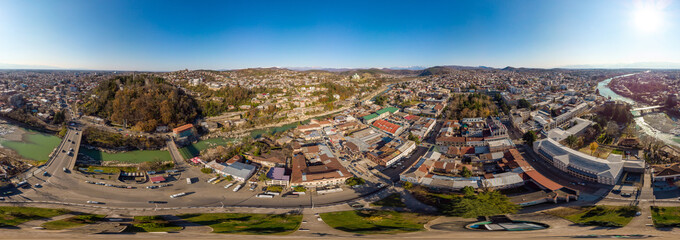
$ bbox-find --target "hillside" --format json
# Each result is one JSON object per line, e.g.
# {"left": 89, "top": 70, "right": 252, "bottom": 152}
{"left": 81, "top": 75, "right": 199, "bottom": 132}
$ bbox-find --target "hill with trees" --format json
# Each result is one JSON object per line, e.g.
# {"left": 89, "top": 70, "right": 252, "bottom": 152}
{"left": 81, "top": 75, "right": 200, "bottom": 132}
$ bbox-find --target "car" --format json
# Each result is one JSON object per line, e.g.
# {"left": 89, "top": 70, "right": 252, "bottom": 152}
{"left": 34, "top": 184, "right": 42, "bottom": 188}
{"left": 148, "top": 201, "right": 167, "bottom": 204}
{"left": 43, "top": 171, "right": 49, "bottom": 176}
{"left": 636, "top": 212, "right": 642, "bottom": 216}
{"left": 249, "top": 184, "right": 257, "bottom": 191}
{"left": 317, "top": 217, "right": 323, "bottom": 221}
{"left": 0, "top": 197, "right": 5, "bottom": 201}
{"left": 86, "top": 201, "right": 101, "bottom": 204}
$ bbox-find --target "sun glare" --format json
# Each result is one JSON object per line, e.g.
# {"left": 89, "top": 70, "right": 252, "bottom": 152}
{"left": 632, "top": 0, "right": 668, "bottom": 33}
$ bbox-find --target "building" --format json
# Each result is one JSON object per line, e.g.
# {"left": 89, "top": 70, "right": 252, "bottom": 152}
{"left": 652, "top": 164, "right": 680, "bottom": 182}
{"left": 533, "top": 138, "right": 623, "bottom": 185}
{"left": 266, "top": 167, "right": 290, "bottom": 186}
{"left": 173, "top": 124, "right": 196, "bottom": 138}
{"left": 206, "top": 160, "right": 257, "bottom": 182}
{"left": 290, "top": 153, "right": 352, "bottom": 187}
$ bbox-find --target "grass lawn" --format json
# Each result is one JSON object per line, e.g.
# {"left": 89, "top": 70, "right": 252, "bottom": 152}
{"left": 41, "top": 214, "right": 105, "bottom": 230}
{"left": 674, "top": 138, "right": 680, "bottom": 144}
{"left": 578, "top": 146, "right": 612, "bottom": 159}
{"left": 651, "top": 206, "right": 680, "bottom": 227}
{"left": 0, "top": 207, "right": 69, "bottom": 227}
{"left": 177, "top": 213, "right": 302, "bottom": 235}
{"left": 320, "top": 210, "right": 436, "bottom": 234}
{"left": 127, "top": 216, "right": 182, "bottom": 232}
{"left": 178, "top": 138, "right": 235, "bottom": 159}
{"left": 83, "top": 166, "right": 138, "bottom": 174}
{"left": 611, "top": 149, "right": 624, "bottom": 155}
{"left": 548, "top": 205, "right": 638, "bottom": 227}
{"left": 371, "top": 193, "right": 406, "bottom": 208}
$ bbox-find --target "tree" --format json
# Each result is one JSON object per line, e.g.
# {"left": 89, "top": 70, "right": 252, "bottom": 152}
{"left": 52, "top": 110, "right": 66, "bottom": 125}
{"left": 200, "top": 168, "right": 213, "bottom": 174}
{"left": 57, "top": 126, "right": 68, "bottom": 138}
{"left": 518, "top": 99, "right": 532, "bottom": 109}
{"left": 225, "top": 175, "right": 234, "bottom": 182}
{"left": 523, "top": 131, "right": 537, "bottom": 145}
{"left": 374, "top": 95, "right": 387, "bottom": 106}
{"left": 589, "top": 142, "right": 599, "bottom": 156}
{"left": 460, "top": 167, "right": 472, "bottom": 178}
{"left": 258, "top": 174, "right": 271, "bottom": 182}
{"left": 402, "top": 181, "right": 413, "bottom": 189}
{"left": 345, "top": 177, "right": 366, "bottom": 186}
{"left": 461, "top": 186, "right": 476, "bottom": 196}
{"left": 408, "top": 132, "right": 421, "bottom": 144}
{"left": 565, "top": 135, "right": 578, "bottom": 148}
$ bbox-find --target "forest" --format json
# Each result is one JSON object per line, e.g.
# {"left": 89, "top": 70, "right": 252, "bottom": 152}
{"left": 81, "top": 75, "right": 200, "bottom": 132}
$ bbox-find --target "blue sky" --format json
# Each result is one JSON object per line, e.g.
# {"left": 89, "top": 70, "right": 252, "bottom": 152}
{"left": 1, "top": 0, "right": 679, "bottom": 71}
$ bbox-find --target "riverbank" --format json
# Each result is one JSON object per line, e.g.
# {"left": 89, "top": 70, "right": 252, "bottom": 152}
{"left": 597, "top": 74, "right": 680, "bottom": 148}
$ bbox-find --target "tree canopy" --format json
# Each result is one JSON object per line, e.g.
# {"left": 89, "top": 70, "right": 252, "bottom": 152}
{"left": 81, "top": 75, "right": 200, "bottom": 132}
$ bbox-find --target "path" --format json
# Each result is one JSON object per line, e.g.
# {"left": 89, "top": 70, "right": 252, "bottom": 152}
{"left": 16, "top": 213, "right": 77, "bottom": 230}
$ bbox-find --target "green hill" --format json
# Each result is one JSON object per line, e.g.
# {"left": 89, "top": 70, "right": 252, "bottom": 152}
{"left": 81, "top": 75, "right": 199, "bottom": 132}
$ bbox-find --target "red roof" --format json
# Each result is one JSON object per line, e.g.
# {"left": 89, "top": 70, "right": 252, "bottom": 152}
{"left": 173, "top": 124, "right": 194, "bottom": 133}
{"left": 150, "top": 176, "right": 166, "bottom": 182}
{"left": 372, "top": 119, "right": 401, "bottom": 134}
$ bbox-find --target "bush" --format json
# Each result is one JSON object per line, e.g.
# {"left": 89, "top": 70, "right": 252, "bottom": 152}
{"left": 346, "top": 177, "right": 366, "bottom": 186}
{"left": 200, "top": 168, "right": 213, "bottom": 174}
{"left": 293, "top": 186, "right": 306, "bottom": 192}
{"left": 582, "top": 220, "right": 623, "bottom": 227}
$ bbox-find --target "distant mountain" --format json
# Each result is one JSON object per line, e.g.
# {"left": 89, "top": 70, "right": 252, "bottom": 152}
{"left": 0, "top": 63, "right": 62, "bottom": 70}
{"left": 562, "top": 62, "right": 680, "bottom": 69}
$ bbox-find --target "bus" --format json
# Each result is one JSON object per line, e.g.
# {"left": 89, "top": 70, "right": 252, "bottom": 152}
{"left": 16, "top": 181, "right": 28, "bottom": 188}
{"left": 256, "top": 194, "right": 274, "bottom": 198}
{"left": 170, "top": 192, "right": 187, "bottom": 198}
{"left": 207, "top": 177, "right": 218, "bottom": 183}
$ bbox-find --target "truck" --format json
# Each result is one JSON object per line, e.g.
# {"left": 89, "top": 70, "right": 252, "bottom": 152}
{"left": 233, "top": 184, "right": 242, "bottom": 192}
{"left": 186, "top": 178, "right": 193, "bottom": 184}
{"left": 224, "top": 182, "right": 236, "bottom": 189}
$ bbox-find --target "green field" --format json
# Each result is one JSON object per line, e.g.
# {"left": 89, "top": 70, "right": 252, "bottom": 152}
{"left": 0, "top": 130, "right": 61, "bottom": 162}
{"left": 0, "top": 206, "right": 69, "bottom": 227}
{"left": 652, "top": 206, "right": 680, "bottom": 228}
{"left": 177, "top": 213, "right": 302, "bottom": 235}
{"left": 320, "top": 210, "right": 435, "bottom": 234}
{"left": 178, "top": 138, "right": 235, "bottom": 159}
{"left": 371, "top": 193, "right": 406, "bottom": 208}
{"left": 548, "top": 205, "right": 638, "bottom": 227}
{"left": 127, "top": 216, "right": 182, "bottom": 232}
{"left": 674, "top": 138, "right": 680, "bottom": 144}
{"left": 41, "top": 214, "right": 105, "bottom": 230}
{"left": 80, "top": 148, "right": 171, "bottom": 163}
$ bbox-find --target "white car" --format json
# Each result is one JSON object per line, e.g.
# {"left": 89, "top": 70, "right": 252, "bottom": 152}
{"left": 86, "top": 201, "right": 101, "bottom": 204}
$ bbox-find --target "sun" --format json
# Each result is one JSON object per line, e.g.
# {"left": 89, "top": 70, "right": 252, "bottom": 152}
{"left": 632, "top": 0, "right": 668, "bottom": 33}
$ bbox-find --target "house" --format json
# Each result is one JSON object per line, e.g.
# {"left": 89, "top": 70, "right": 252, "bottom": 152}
{"left": 290, "top": 154, "right": 352, "bottom": 187}
{"left": 173, "top": 124, "right": 196, "bottom": 138}
{"left": 266, "top": 167, "right": 290, "bottom": 186}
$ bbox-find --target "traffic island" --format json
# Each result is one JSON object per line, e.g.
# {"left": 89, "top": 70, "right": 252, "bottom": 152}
{"left": 176, "top": 212, "right": 302, "bottom": 235}
{"left": 319, "top": 210, "right": 436, "bottom": 234}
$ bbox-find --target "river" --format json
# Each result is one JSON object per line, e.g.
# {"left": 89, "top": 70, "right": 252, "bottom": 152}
{"left": 597, "top": 73, "right": 680, "bottom": 148}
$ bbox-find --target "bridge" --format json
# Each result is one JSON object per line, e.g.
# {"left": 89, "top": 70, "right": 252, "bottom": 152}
{"left": 632, "top": 105, "right": 664, "bottom": 115}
